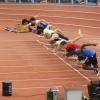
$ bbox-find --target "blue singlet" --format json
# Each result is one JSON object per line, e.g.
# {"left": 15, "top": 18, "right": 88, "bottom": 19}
{"left": 39, "top": 21, "right": 48, "bottom": 29}
{"left": 80, "top": 48, "right": 96, "bottom": 57}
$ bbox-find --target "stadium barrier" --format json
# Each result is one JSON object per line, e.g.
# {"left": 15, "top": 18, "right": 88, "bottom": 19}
{"left": 0, "top": 0, "right": 100, "bottom": 5}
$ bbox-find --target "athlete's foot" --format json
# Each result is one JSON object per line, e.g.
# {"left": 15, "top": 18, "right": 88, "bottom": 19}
{"left": 5, "top": 27, "right": 9, "bottom": 31}
{"left": 67, "top": 56, "right": 77, "bottom": 60}
{"left": 94, "top": 69, "right": 99, "bottom": 76}
{"left": 49, "top": 49, "right": 56, "bottom": 53}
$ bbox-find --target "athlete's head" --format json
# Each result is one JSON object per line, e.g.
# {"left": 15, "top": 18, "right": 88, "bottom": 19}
{"left": 29, "top": 17, "right": 36, "bottom": 24}
{"left": 59, "top": 41, "right": 67, "bottom": 49}
{"left": 60, "top": 41, "right": 67, "bottom": 46}
{"left": 22, "top": 18, "right": 29, "bottom": 25}
{"left": 74, "top": 48, "right": 81, "bottom": 55}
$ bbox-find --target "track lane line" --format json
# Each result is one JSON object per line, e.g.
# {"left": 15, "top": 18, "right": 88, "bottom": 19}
{"left": 0, "top": 8, "right": 100, "bottom": 15}
{"left": 0, "top": 13, "right": 100, "bottom": 22}
{"left": 37, "top": 40, "right": 91, "bottom": 82}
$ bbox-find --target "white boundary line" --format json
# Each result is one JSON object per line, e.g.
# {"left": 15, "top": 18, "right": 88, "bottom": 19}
{"left": 0, "top": 84, "right": 87, "bottom": 90}
{"left": 0, "top": 8, "right": 100, "bottom": 15}
{"left": 0, "top": 85, "right": 62, "bottom": 91}
{"left": 0, "top": 85, "right": 62, "bottom": 90}
{"left": 54, "top": 53, "right": 91, "bottom": 82}
{"left": 13, "top": 86, "right": 62, "bottom": 90}
{"left": 0, "top": 65, "right": 67, "bottom": 68}
{"left": 0, "top": 77, "right": 87, "bottom": 82}
{"left": 0, "top": 70, "right": 98, "bottom": 79}
{"left": 0, "top": 66, "right": 27, "bottom": 68}
{"left": 39, "top": 15, "right": 100, "bottom": 22}
{"left": 0, "top": 12, "right": 99, "bottom": 22}
{"left": 37, "top": 40, "right": 90, "bottom": 82}
{"left": 0, "top": 70, "right": 75, "bottom": 74}
{"left": 0, "top": 69, "right": 94, "bottom": 72}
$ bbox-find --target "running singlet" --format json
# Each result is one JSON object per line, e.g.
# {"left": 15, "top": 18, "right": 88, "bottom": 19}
{"left": 15, "top": 24, "right": 29, "bottom": 33}
{"left": 64, "top": 43, "right": 81, "bottom": 49}
{"left": 38, "top": 21, "right": 48, "bottom": 29}
{"left": 80, "top": 48, "right": 96, "bottom": 57}
{"left": 43, "top": 28, "right": 54, "bottom": 35}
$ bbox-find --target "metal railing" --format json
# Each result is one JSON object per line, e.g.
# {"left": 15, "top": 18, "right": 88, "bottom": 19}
{"left": 0, "top": 0, "right": 100, "bottom": 5}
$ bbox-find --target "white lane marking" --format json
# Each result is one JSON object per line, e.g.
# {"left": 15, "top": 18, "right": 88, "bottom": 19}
{"left": 39, "top": 15, "right": 100, "bottom": 22}
{"left": 0, "top": 77, "right": 87, "bottom": 82}
{"left": 0, "top": 8, "right": 100, "bottom": 15}
{"left": 0, "top": 84, "right": 87, "bottom": 90}
{"left": 37, "top": 40, "right": 91, "bottom": 82}
{"left": 0, "top": 70, "right": 75, "bottom": 74}
{"left": 0, "top": 85, "right": 62, "bottom": 90}
{"left": 46, "top": 22, "right": 100, "bottom": 30}
{"left": 54, "top": 53, "right": 91, "bottom": 82}
{"left": 0, "top": 84, "right": 87, "bottom": 91}
{"left": 0, "top": 12, "right": 99, "bottom": 22}
{"left": 13, "top": 85, "right": 62, "bottom": 90}
{"left": 0, "top": 66, "right": 27, "bottom": 68}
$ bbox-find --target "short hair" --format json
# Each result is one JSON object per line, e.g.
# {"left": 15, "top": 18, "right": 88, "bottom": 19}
{"left": 29, "top": 17, "right": 36, "bottom": 22}
{"left": 22, "top": 19, "right": 29, "bottom": 25}
{"left": 60, "top": 41, "right": 67, "bottom": 45}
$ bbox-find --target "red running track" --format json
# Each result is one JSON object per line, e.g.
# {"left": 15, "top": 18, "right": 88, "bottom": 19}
{"left": 0, "top": 3, "right": 100, "bottom": 100}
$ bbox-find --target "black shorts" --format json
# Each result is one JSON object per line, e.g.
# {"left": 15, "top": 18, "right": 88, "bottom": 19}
{"left": 85, "top": 53, "right": 98, "bottom": 68}
{"left": 36, "top": 26, "right": 43, "bottom": 34}
{"left": 66, "top": 48, "right": 76, "bottom": 57}
{"left": 57, "top": 33, "right": 69, "bottom": 41}
{"left": 78, "top": 56, "right": 86, "bottom": 61}
{"left": 49, "top": 38, "right": 60, "bottom": 44}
